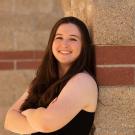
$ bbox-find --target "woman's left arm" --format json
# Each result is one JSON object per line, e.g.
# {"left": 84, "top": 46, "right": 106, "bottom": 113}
{"left": 22, "top": 73, "right": 98, "bottom": 133}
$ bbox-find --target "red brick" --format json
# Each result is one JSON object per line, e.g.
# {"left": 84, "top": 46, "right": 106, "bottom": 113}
{"left": 16, "top": 60, "right": 41, "bottom": 69}
{"left": 0, "top": 51, "right": 34, "bottom": 60}
{"left": 0, "top": 61, "right": 13, "bottom": 69}
{"left": 34, "top": 51, "right": 44, "bottom": 59}
{"left": 96, "top": 67, "right": 134, "bottom": 86}
{"left": 96, "top": 46, "right": 135, "bottom": 64}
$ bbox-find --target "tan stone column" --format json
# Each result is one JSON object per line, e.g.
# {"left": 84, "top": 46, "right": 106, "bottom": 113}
{"left": 61, "top": 0, "right": 94, "bottom": 27}
{"left": 60, "top": 0, "right": 135, "bottom": 135}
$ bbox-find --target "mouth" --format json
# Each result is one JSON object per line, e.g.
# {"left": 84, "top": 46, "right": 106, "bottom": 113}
{"left": 58, "top": 50, "right": 72, "bottom": 55}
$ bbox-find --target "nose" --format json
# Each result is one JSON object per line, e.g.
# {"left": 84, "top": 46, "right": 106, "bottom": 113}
{"left": 61, "top": 39, "right": 69, "bottom": 47}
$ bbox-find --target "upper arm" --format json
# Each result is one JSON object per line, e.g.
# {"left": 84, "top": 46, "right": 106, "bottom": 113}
{"left": 41, "top": 73, "right": 98, "bottom": 132}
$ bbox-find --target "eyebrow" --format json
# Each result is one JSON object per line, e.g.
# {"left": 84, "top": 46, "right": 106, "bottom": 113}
{"left": 55, "top": 33, "right": 80, "bottom": 39}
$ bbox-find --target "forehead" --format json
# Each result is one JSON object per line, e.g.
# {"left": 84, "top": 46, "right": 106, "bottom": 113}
{"left": 56, "top": 23, "right": 81, "bottom": 36}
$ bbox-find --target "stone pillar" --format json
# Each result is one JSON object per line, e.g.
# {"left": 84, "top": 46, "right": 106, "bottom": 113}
{"left": 61, "top": 0, "right": 135, "bottom": 135}
{"left": 61, "top": 0, "right": 94, "bottom": 27}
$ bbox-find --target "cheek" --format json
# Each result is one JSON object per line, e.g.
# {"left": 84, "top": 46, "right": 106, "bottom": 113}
{"left": 74, "top": 44, "right": 82, "bottom": 55}
{"left": 52, "top": 43, "right": 57, "bottom": 55}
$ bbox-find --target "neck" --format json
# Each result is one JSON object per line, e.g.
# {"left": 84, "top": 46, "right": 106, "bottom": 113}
{"left": 58, "top": 64, "right": 70, "bottom": 78}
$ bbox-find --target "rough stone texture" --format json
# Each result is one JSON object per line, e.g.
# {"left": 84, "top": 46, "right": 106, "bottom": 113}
{"left": 94, "top": 128, "right": 135, "bottom": 135}
{"left": 14, "top": 0, "right": 54, "bottom": 14}
{"left": 0, "top": 30, "right": 14, "bottom": 51}
{"left": 0, "top": 70, "right": 35, "bottom": 135}
{"left": 0, "top": 70, "right": 35, "bottom": 106}
{"left": 93, "top": 0, "right": 135, "bottom": 45}
{"left": 94, "top": 87, "right": 135, "bottom": 135}
{"left": 14, "top": 31, "right": 49, "bottom": 50}
{"left": 61, "top": 0, "right": 94, "bottom": 27}
{"left": 0, "top": 0, "right": 13, "bottom": 13}
{"left": 0, "top": 0, "right": 64, "bottom": 51}
{"left": 61, "top": 0, "right": 135, "bottom": 45}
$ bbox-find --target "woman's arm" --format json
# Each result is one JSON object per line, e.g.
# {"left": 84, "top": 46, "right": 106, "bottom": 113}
{"left": 22, "top": 73, "right": 98, "bottom": 133}
{"left": 4, "top": 89, "right": 38, "bottom": 134}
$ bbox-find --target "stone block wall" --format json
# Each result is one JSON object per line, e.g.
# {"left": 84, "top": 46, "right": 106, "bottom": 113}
{"left": 93, "top": 1, "right": 135, "bottom": 134}
{"left": 0, "top": 0, "right": 135, "bottom": 135}
{"left": 0, "top": 0, "right": 63, "bottom": 135}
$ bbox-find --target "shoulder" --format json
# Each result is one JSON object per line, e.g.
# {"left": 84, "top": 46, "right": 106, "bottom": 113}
{"left": 60, "top": 72, "right": 98, "bottom": 96}
{"left": 69, "top": 72, "right": 98, "bottom": 91}
{"left": 67, "top": 72, "right": 98, "bottom": 111}
{"left": 42, "top": 73, "right": 97, "bottom": 132}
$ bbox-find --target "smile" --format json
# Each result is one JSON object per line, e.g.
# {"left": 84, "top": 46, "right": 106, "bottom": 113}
{"left": 59, "top": 50, "right": 72, "bottom": 54}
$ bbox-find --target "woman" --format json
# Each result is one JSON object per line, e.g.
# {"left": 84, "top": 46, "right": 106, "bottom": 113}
{"left": 4, "top": 16, "right": 98, "bottom": 135}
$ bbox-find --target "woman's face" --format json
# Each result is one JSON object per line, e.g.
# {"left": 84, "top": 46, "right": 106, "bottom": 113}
{"left": 52, "top": 23, "right": 82, "bottom": 68}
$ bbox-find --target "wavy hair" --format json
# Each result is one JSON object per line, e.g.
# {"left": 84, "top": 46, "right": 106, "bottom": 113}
{"left": 20, "top": 16, "right": 96, "bottom": 111}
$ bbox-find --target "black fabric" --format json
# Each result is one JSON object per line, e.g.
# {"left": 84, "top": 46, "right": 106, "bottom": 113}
{"left": 31, "top": 110, "right": 95, "bottom": 135}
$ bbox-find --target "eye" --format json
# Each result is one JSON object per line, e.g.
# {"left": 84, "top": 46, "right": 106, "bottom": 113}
{"left": 55, "top": 37, "right": 63, "bottom": 40}
{"left": 70, "top": 38, "right": 77, "bottom": 41}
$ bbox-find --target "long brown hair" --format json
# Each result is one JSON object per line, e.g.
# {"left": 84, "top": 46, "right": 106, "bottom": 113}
{"left": 20, "top": 16, "right": 96, "bottom": 111}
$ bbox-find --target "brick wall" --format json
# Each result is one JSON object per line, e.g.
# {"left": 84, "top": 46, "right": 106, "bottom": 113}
{"left": 93, "top": 1, "right": 135, "bottom": 135}
{"left": 96, "top": 46, "right": 135, "bottom": 85}
{"left": 0, "top": 0, "right": 63, "bottom": 135}
{"left": 1, "top": 46, "right": 135, "bottom": 85}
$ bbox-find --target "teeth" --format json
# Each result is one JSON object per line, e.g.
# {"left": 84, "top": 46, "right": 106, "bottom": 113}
{"left": 59, "top": 51, "right": 71, "bottom": 54}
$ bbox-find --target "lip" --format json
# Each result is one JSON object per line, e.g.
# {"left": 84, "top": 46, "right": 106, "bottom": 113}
{"left": 58, "top": 50, "right": 72, "bottom": 54}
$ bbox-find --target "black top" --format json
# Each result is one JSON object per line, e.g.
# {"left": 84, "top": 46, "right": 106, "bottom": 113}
{"left": 31, "top": 110, "right": 95, "bottom": 135}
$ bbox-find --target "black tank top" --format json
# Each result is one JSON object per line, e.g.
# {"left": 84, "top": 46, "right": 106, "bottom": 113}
{"left": 31, "top": 110, "right": 95, "bottom": 135}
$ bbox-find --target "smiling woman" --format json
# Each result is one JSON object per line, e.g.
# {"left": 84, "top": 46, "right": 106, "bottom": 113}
{"left": 4, "top": 16, "right": 98, "bottom": 135}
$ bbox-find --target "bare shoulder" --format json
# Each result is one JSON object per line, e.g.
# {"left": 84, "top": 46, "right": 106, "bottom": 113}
{"left": 70, "top": 72, "right": 98, "bottom": 91}
{"left": 44, "top": 72, "right": 97, "bottom": 131}
{"left": 57, "top": 72, "right": 98, "bottom": 112}
{"left": 68, "top": 72, "right": 98, "bottom": 112}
